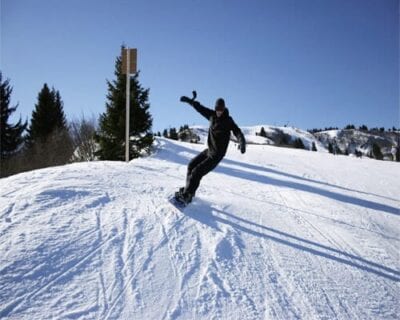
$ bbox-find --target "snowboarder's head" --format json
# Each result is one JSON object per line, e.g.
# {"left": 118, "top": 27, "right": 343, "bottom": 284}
{"left": 215, "top": 98, "right": 225, "bottom": 117}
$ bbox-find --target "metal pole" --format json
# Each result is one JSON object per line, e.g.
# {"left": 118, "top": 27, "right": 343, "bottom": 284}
{"left": 125, "top": 48, "right": 130, "bottom": 162}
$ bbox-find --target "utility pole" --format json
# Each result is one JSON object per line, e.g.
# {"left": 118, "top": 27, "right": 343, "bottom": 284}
{"left": 121, "top": 47, "right": 137, "bottom": 162}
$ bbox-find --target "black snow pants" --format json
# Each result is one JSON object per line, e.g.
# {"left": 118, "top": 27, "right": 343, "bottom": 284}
{"left": 185, "top": 149, "right": 222, "bottom": 195}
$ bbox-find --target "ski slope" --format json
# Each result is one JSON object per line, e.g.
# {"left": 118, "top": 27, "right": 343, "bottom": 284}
{"left": 1, "top": 137, "right": 399, "bottom": 319}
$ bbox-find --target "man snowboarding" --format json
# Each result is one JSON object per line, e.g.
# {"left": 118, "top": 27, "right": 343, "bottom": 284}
{"left": 174, "top": 91, "right": 246, "bottom": 206}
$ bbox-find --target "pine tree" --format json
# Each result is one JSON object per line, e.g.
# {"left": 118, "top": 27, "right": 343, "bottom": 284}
{"left": 259, "top": 127, "right": 267, "bottom": 137}
{"left": 178, "top": 127, "right": 188, "bottom": 141}
{"left": 26, "top": 84, "right": 68, "bottom": 147}
{"left": 162, "top": 129, "right": 168, "bottom": 138}
{"left": 169, "top": 127, "right": 178, "bottom": 140}
{"left": 335, "top": 145, "right": 343, "bottom": 155}
{"left": 24, "top": 84, "right": 72, "bottom": 170}
{"left": 372, "top": 143, "right": 383, "bottom": 160}
{"left": 328, "top": 142, "right": 334, "bottom": 154}
{"left": 0, "top": 72, "right": 27, "bottom": 160}
{"left": 96, "top": 47, "right": 153, "bottom": 160}
{"left": 293, "top": 138, "right": 305, "bottom": 149}
{"left": 311, "top": 142, "right": 317, "bottom": 151}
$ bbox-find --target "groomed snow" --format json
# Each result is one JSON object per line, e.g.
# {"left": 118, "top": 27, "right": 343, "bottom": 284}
{"left": 1, "top": 138, "right": 399, "bottom": 319}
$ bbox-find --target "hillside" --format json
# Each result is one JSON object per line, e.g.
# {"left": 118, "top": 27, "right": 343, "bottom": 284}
{"left": 1, "top": 138, "right": 399, "bottom": 319}
{"left": 180, "top": 125, "right": 399, "bottom": 159}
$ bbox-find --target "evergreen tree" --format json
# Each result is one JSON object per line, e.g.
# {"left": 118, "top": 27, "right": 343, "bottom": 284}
{"left": 328, "top": 142, "right": 334, "bottom": 154}
{"left": 24, "top": 84, "right": 72, "bottom": 169}
{"left": 311, "top": 142, "right": 317, "bottom": 151}
{"left": 259, "top": 127, "right": 267, "bottom": 137}
{"left": 96, "top": 47, "right": 153, "bottom": 160}
{"left": 293, "top": 138, "right": 305, "bottom": 149}
{"left": 26, "top": 84, "right": 67, "bottom": 147}
{"left": 169, "top": 127, "right": 178, "bottom": 140}
{"left": 372, "top": 143, "right": 383, "bottom": 160}
{"left": 178, "top": 128, "right": 188, "bottom": 141}
{"left": 0, "top": 72, "right": 27, "bottom": 160}
{"left": 162, "top": 129, "right": 168, "bottom": 138}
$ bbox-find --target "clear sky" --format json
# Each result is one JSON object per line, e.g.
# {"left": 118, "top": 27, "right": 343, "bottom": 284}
{"left": 1, "top": 0, "right": 399, "bottom": 132}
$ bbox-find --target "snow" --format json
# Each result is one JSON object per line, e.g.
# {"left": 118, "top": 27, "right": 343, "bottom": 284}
{"left": 1, "top": 137, "right": 399, "bottom": 319}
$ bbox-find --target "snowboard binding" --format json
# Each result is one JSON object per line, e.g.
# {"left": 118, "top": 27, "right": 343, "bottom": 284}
{"left": 172, "top": 187, "right": 193, "bottom": 207}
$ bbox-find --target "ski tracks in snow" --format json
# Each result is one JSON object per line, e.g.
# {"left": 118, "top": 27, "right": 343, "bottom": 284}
{"left": 1, "top": 141, "right": 399, "bottom": 319}
{"left": 269, "top": 180, "right": 400, "bottom": 319}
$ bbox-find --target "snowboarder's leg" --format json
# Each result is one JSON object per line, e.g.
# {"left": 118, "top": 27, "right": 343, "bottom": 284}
{"left": 174, "top": 150, "right": 209, "bottom": 205}
{"left": 186, "top": 149, "right": 208, "bottom": 189}
{"left": 185, "top": 156, "right": 220, "bottom": 196}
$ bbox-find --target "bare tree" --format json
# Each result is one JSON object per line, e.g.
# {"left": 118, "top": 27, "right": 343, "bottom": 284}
{"left": 70, "top": 115, "right": 98, "bottom": 162}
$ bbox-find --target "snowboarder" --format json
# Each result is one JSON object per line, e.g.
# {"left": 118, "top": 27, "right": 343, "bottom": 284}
{"left": 174, "top": 91, "right": 246, "bottom": 206}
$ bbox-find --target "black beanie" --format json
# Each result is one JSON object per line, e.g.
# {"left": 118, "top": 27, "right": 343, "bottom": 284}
{"left": 215, "top": 98, "right": 225, "bottom": 111}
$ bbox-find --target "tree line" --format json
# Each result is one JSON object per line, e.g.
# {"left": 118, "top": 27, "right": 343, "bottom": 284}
{"left": 308, "top": 124, "right": 398, "bottom": 134}
{"left": 154, "top": 125, "right": 201, "bottom": 144}
{"left": 1, "top": 46, "right": 153, "bottom": 178}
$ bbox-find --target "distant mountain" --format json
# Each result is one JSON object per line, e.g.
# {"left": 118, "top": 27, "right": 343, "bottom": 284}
{"left": 176, "top": 125, "right": 399, "bottom": 160}
{"left": 314, "top": 129, "right": 399, "bottom": 159}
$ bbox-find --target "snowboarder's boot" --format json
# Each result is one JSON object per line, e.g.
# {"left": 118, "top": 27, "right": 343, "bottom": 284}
{"left": 174, "top": 189, "right": 193, "bottom": 206}
{"left": 175, "top": 187, "right": 185, "bottom": 199}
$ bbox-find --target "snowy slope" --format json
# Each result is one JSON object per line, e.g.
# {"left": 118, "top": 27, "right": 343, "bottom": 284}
{"left": 1, "top": 138, "right": 399, "bottom": 319}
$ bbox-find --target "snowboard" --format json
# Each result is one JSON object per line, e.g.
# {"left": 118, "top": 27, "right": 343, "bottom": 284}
{"left": 169, "top": 187, "right": 193, "bottom": 209}
{"left": 168, "top": 195, "right": 188, "bottom": 209}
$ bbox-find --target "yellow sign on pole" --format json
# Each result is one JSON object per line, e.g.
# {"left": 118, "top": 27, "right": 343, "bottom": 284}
{"left": 121, "top": 48, "right": 137, "bottom": 74}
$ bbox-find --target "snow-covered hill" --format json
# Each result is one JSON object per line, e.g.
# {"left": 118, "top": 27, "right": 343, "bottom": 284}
{"left": 186, "top": 125, "right": 399, "bottom": 159}
{"left": 314, "top": 129, "right": 399, "bottom": 158}
{"left": 190, "top": 125, "right": 326, "bottom": 151}
{"left": 1, "top": 138, "right": 399, "bottom": 319}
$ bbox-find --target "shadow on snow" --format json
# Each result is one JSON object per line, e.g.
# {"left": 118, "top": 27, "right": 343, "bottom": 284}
{"left": 154, "top": 140, "right": 400, "bottom": 216}
{"left": 184, "top": 200, "right": 400, "bottom": 283}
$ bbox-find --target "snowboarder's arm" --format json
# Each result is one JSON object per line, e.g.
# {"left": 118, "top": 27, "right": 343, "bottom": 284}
{"left": 230, "top": 118, "right": 246, "bottom": 154}
{"left": 180, "top": 95, "right": 213, "bottom": 120}
{"left": 191, "top": 101, "right": 214, "bottom": 120}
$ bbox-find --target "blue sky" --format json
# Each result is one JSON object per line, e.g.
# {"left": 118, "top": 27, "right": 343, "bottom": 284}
{"left": 1, "top": 0, "right": 399, "bottom": 132}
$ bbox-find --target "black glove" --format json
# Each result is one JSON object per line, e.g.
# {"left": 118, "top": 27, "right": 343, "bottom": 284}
{"left": 238, "top": 140, "right": 246, "bottom": 154}
{"left": 180, "top": 96, "right": 193, "bottom": 104}
{"left": 180, "top": 90, "right": 197, "bottom": 105}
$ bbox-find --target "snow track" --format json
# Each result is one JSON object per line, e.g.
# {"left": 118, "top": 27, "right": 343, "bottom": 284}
{"left": 1, "top": 138, "right": 399, "bottom": 319}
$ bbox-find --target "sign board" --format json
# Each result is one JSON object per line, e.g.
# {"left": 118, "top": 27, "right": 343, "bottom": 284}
{"left": 121, "top": 48, "right": 137, "bottom": 74}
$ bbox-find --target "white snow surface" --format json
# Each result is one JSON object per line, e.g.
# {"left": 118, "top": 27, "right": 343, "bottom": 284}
{"left": 1, "top": 138, "right": 399, "bottom": 319}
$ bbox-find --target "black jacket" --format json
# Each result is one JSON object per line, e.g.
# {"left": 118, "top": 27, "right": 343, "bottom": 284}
{"left": 192, "top": 101, "right": 245, "bottom": 158}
